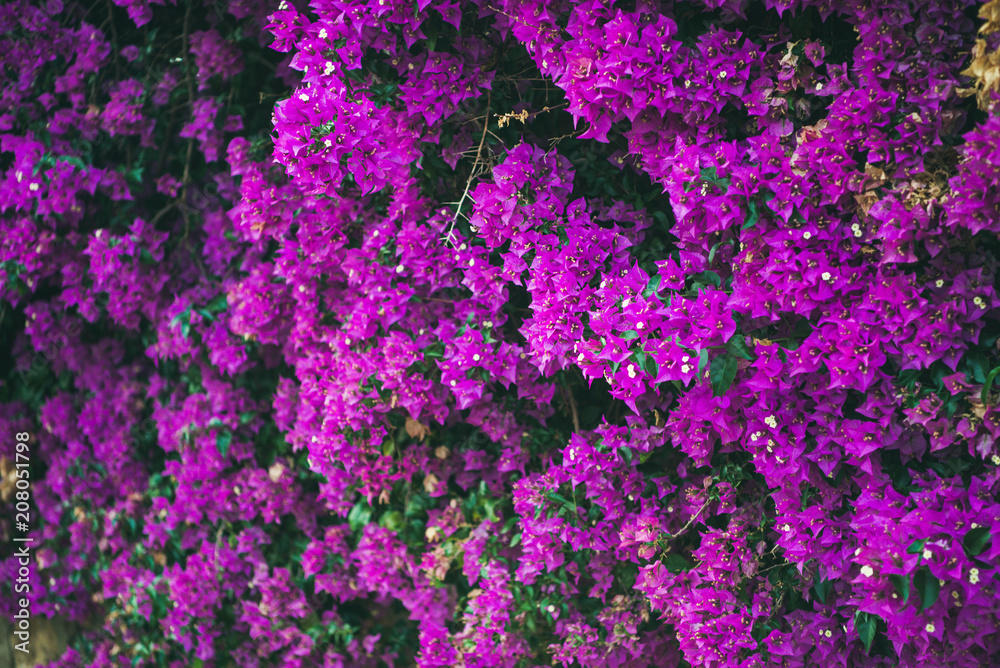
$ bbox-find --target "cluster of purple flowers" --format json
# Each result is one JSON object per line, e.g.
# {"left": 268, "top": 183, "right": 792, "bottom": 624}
{"left": 1, "top": 0, "right": 1000, "bottom": 666}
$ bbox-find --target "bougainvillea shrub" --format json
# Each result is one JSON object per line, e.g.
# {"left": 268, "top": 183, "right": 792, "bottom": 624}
{"left": 2, "top": 0, "right": 1000, "bottom": 665}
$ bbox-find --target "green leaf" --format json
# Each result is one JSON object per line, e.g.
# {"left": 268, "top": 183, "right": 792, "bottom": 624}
{"left": 787, "top": 318, "right": 814, "bottom": 346}
{"left": 643, "top": 353, "right": 659, "bottom": 378}
{"left": 642, "top": 274, "right": 661, "bottom": 298}
{"left": 725, "top": 335, "right": 757, "bottom": 361}
{"left": 707, "top": 239, "right": 735, "bottom": 265}
{"left": 967, "top": 349, "right": 988, "bottom": 383}
{"left": 622, "top": 330, "right": 640, "bottom": 340}
{"left": 663, "top": 554, "right": 691, "bottom": 573}
{"left": 215, "top": 431, "right": 232, "bottom": 457}
{"left": 854, "top": 611, "right": 877, "bottom": 654}
{"left": 906, "top": 539, "right": 926, "bottom": 555}
{"left": 697, "top": 349, "right": 709, "bottom": 375}
{"left": 482, "top": 497, "right": 501, "bottom": 522}
{"left": 699, "top": 166, "right": 720, "bottom": 184}
{"left": 889, "top": 574, "right": 910, "bottom": 604}
{"left": 347, "top": 501, "right": 372, "bottom": 532}
{"left": 170, "top": 305, "right": 192, "bottom": 339}
{"left": 742, "top": 199, "right": 760, "bottom": 230}
{"left": 424, "top": 19, "right": 439, "bottom": 51}
{"left": 963, "top": 527, "right": 991, "bottom": 557}
{"left": 546, "top": 492, "right": 575, "bottom": 509}
{"left": 689, "top": 270, "right": 722, "bottom": 289}
{"left": 379, "top": 510, "right": 404, "bottom": 532}
{"left": 812, "top": 578, "right": 831, "bottom": 605}
{"left": 57, "top": 155, "right": 87, "bottom": 170}
{"left": 913, "top": 566, "right": 940, "bottom": 612}
{"left": 709, "top": 355, "right": 739, "bottom": 397}
{"left": 205, "top": 294, "right": 228, "bottom": 312}
{"left": 982, "top": 366, "right": 1000, "bottom": 403}
{"left": 620, "top": 446, "right": 634, "bottom": 465}
{"left": 423, "top": 342, "right": 445, "bottom": 360}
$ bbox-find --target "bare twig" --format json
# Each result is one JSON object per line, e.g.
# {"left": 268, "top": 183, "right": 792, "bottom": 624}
{"left": 496, "top": 102, "right": 568, "bottom": 128}
{"left": 445, "top": 90, "right": 492, "bottom": 246}
{"left": 105, "top": 0, "right": 122, "bottom": 78}
{"left": 757, "top": 560, "right": 789, "bottom": 575}
{"left": 180, "top": 2, "right": 195, "bottom": 205}
{"left": 561, "top": 381, "right": 581, "bottom": 433}
{"left": 548, "top": 126, "right": 586, "bottom": 148}
{"left": 177, "top": 2, "right": 197, "bottom": 241}
{"left": 149, "top": 202, "right": 178, "bottom": 227}
{"left": 668, "top": 499, "right": 711, "bottom": 540}
{"left": 213, "top": 523, "right": 224, "bottom": 584}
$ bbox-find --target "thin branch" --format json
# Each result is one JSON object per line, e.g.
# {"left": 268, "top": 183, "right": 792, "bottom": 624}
{"left": 213, "top": 523, "right": 224, "bottom": 584}
{"left": 463, "top": 102, "right": 567, "bottom": 128}
{"left": 668, "top": 499, "right": 711, "bottom": 540}
{"left": 179, "top": 1, "right": 196, "bottom": 240}
{"left": 149, "top": 202, "right": 178, "bottom": 227}
{"left": 105, "top": 0, "right": 123, "bottom": 78}
{"left": 445, "top": 90, "right": 492, "bottom": 246}
{"left": 548, "top": 126, "right": 586, "bottom": 148}
{"left": 561, "top": 381, "right": 581, "bottom": 433}
{"left": 446, "top": 170, "right": 477, "bottom": 241}
{"left": 184, "top": 239, "right": 210, "bottom": 282}
{"left": 757, "top": 560, "right": 789, "bottom": 575}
